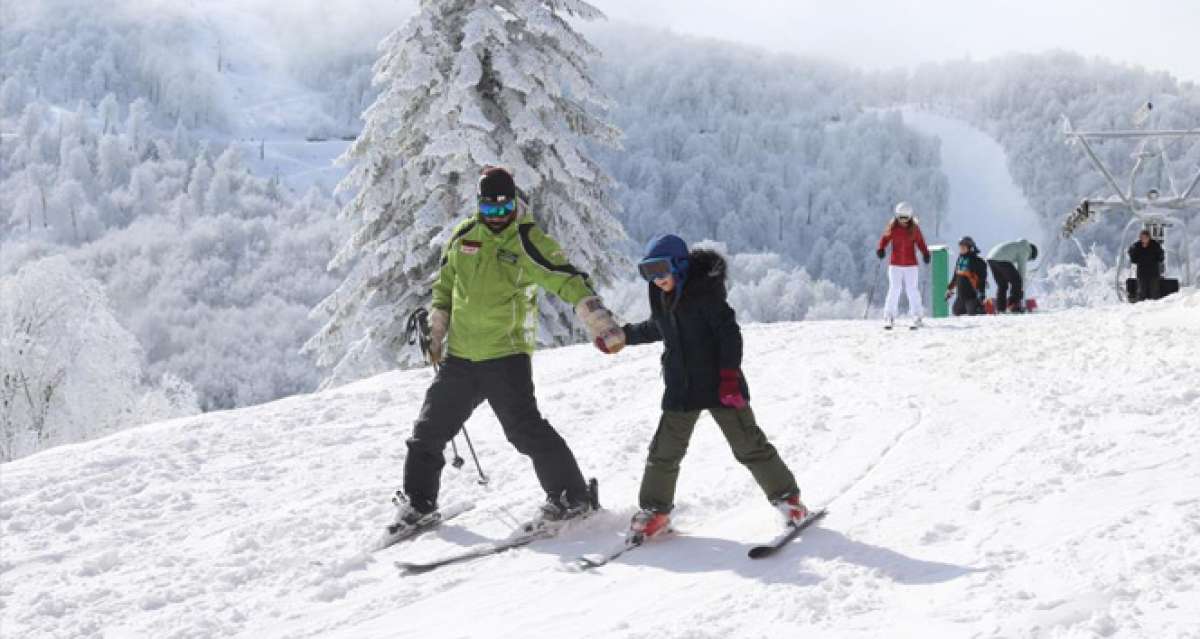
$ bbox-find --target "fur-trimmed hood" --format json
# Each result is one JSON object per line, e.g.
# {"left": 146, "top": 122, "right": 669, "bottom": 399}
{"left": 683, "top": 248, "right": 728, "bottom": 299}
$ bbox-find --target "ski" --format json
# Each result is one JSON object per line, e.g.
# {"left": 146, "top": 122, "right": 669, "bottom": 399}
{"left": 574, "top": 528, "right": 674, "bottom": 570}
{"left": 576, "top": 540, "right": 639, "bottom": 570}
{"left": 397, "top": 478, "right": 601, "bottom": 575}
{"left": 747, "top": 508, "right": 827, "bottom": 559}
{"left": 395, "top": 527, "right": 554, "bottom": 575}
{"left": 375, "top": 501, "right": 475, "bottom": 552}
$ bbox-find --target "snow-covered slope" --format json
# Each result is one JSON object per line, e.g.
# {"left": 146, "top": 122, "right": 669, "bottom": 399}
{"left": 3, "top": 295, "right": 1199, "bottom": 638}
{"left": 900, "top": 109, "right": 1046, "bottom": 252}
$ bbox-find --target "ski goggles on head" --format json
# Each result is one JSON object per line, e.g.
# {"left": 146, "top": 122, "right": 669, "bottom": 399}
{"left": 637, "top": 256, "right": 675, "bottom": 282}
{"left": 478, "top": 198, "right": 516, "bottom": 218}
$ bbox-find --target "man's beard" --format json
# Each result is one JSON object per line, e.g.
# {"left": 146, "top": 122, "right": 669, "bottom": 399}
{"left": 482, "top": 214, "right": 515, "bottom": 233}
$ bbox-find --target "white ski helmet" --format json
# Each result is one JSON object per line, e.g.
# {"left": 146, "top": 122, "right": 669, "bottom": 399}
{"left": 894, "top": 201, "right": 914, "bottom": 219}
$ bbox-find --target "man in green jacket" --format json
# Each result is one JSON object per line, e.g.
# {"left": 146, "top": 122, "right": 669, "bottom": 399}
{"left": 391, "top": 166, "right": 625, "bottom": 536}
{"left": 986, "top": 239, "right": 1038, "bottom": 313}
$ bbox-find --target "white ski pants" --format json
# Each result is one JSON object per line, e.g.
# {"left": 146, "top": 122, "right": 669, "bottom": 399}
{"left": 884, "top": 265, "right": 923, "bottom": 319}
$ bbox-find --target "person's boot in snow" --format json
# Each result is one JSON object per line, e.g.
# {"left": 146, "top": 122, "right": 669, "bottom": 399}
{"left": 884, "top": 315, "right": 895, "bottom": 330}
{"left": 911, "top": 316, "right": 924, "bottom": 329}
{"left": 627, "top": 509, "right": 671, "bottom": 542}
{"left": 523, "top": 489, "right": 596, "bottom": 534}
{"left": 773, "top": 493, "right": 810, "bottom": 527}
{"left": 390, "top": 491, "right": 439, "bottom": 532}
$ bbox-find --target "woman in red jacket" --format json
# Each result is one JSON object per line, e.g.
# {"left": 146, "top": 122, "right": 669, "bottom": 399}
{"left": 876, "top": 202, "right": 931, "bottom": 329}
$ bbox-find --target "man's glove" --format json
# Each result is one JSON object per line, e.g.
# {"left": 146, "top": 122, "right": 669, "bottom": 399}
{"left": 575, "top": 296, "right": 625, "bottom": 354}
{"left": 944, "top": 289, "right": 953, "bottom": 301}
{"left": 429, "top": 308, "right": 450, "bottom": 365}
{"left": 876, "top": 248, "right": 886, "bottom": 260}
{"left": 718, "top": 369, "right": 747, "bottom": 409}
{"left": 594, "top": 330, "right": 626, "bottom": 354}
{"left": 923, "top": 253, "right": 931, "bottom": 264}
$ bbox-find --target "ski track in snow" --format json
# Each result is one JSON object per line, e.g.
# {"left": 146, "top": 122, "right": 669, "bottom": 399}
{"left": 2, "top": 294, "right": 1200, "bottom": 638}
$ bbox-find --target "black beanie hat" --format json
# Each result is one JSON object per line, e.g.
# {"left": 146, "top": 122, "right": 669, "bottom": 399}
{"left": 478, "top": 166, "right": 516, "bottom": 202}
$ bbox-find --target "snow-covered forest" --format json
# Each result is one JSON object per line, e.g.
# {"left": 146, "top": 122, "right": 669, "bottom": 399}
{"left": 2, "top": 0, "right": 1198, "bottom": 457}
{"left": 902, "top": 53, "right": 1200, "bottom": 267}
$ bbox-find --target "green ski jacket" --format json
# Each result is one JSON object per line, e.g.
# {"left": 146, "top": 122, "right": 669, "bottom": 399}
{"left": 431, "top": 211, "right": 596, "bottom": 362}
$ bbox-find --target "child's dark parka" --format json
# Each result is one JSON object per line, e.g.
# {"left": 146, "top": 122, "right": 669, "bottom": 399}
{"left": 623, "top": 249, "right": 750, "bottom": 411}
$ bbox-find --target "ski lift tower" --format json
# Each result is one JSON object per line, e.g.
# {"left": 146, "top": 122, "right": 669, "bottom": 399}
{"left": 1059, "top": 101, "right": 1200, "bottom": 301}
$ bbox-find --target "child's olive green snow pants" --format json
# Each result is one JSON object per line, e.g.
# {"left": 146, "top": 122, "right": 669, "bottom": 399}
{"left": 638, "top": 407, "right": 799, "bottom": 513}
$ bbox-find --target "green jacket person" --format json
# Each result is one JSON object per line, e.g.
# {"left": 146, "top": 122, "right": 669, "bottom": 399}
{"left": 387, "top": 166, "right": 624, "bottom": 541}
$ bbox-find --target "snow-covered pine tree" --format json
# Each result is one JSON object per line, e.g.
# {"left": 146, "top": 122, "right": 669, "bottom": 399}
{"left": 307, "top": 0, "right": 625, "bottom": 386}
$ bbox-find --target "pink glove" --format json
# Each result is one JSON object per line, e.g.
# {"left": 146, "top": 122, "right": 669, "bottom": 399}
{"left": 718, "top": 369, "right": 747, "bottom": 409}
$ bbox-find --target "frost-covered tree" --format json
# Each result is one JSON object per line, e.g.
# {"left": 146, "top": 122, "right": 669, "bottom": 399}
{"left": 0, "top": 256, "right": 198, "bottom": 461}
{"left": 309, "top": 0, "right": 625, "bottom": 384}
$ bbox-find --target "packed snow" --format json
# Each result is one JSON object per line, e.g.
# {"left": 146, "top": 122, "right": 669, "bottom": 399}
{"left": 3, "top": 292, "right": 1199, "bottom": 638}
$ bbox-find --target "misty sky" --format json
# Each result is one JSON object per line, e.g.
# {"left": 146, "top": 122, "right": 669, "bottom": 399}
{"left": 595, "top": 0, "right": 1200, "bottom": 84}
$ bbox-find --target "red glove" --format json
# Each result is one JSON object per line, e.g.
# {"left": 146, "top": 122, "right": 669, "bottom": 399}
{"left": 594, "top": 336, "right": 613, "bottom": 354}
{"left": 718, "top": 369, "right": 747, "bottom": 409}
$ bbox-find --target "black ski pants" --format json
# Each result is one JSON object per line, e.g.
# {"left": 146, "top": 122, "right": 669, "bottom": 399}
{"left": 403, "top": 354, "right": 588, "bottom": 512}
{"left": 988, "top": 260, "right": 1023, "bottom": 312}
{"left": 952, "top": 280, "right": 984, "bottom": 316}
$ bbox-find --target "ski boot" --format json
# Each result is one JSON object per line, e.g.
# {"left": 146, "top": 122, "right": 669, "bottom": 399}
{"left": 385, "top": 491, "right": 439, "bottom": 537}
{"left": 627, "top": 509, "right": 671, "bottom": 544}
{"left": 772, "top": 493, "right": 811, "bottom": 528}
{"left": 884, "top": 315, "right": 895, "bottom": 330}
{"left": 521, "top": 478, "right": 599, "bottom": 535}
{"left": 911, "top": 316, "right": 924, "bottom": 329}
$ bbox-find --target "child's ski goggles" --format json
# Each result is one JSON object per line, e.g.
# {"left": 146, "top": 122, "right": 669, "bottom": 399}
{"left": 637, "top": 257, "right": 675, "bottom": 282}
{"left": 478, "top": 198, "right": 516, "bottom": 218}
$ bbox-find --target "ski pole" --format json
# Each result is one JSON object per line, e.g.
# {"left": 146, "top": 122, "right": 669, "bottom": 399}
{"left": 405, "top": 307, "right": 487, "bottom": 485}
{"left": 458, "top": 426, "right": 488, "bottom": 485}
{"left": 864, "top": 259, "right": 884, "bottom": 320}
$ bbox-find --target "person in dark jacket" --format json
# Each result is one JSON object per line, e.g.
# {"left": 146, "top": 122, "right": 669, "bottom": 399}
{"left": 597, "top": 234, "right": 808, "bottom": 541}
{"left": 945, "top": 236, "right": 988, "bottom": 316}
{"left": 1128, "top": 230, "right": 1165, "bottom": 301}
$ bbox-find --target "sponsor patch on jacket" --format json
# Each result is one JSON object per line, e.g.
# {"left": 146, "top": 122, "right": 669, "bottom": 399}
{"left": 497, "top": 249, "right": 518, "bottom": 264}
{"left": 461, "top": 240, "right": 482, "bottom": 255}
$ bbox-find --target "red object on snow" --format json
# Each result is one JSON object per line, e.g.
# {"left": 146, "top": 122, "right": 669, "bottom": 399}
{"left": 1025, "top": 298, "right": 1038, "bottom": 313}
{"left": 877, "top": 222, "right": 930, "bottom": 267}
{"left": 984, "top": 298, "right": 997, "bottom": 315}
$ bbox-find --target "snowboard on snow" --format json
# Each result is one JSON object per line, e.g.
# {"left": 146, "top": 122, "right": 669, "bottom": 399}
{"left": 748, "top": 508, "right": 827, "bottom": 559}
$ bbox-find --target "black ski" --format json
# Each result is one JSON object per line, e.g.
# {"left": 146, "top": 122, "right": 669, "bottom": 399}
{"left": 395, "top": 527, "right": 553, "bottom": 575}
{"left": 747, "top": 508, "right": 827, "bottom": 559}
{"left": 574, "top": 528, "right": 675, "bottom": 570}
{"left": 375, "top": 502, "right": 474, "bottom": 552}
{"left": 397, "top": 478, "right": 601, "bottom": 575}
{"left": 575, "top": 542, "right": 636, "bottom": 570}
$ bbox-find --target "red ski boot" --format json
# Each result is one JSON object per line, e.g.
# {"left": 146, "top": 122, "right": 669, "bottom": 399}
{"left": 773, "top": 494, "right": 810, "bottom": 527}
{"left": 628, "top": 509, "right": 671, "bottom": 542}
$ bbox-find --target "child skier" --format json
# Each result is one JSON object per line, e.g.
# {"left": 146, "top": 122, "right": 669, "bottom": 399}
{"left": 945, "top": 236, "right": 988, "bottom": 316}
{"left": 876, "top": 201, "right": 931, "bottom": 329}
{"left": 597, "top": 234, "right": 808, "bottom": 541}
